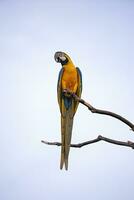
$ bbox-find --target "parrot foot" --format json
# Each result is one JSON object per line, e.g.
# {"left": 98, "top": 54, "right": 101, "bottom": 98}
{"left": 62, "top": 89, "right": 73, "bottom": 97}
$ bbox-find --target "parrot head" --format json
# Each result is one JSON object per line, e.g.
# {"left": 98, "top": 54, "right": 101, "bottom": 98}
{"left": 54, "top": 51, "right": 72, "bottom": 66}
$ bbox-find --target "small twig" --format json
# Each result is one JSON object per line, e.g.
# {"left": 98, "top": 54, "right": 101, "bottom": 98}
{"left": 41, "top": 135, "right": 134, "bottom": 149}
{"left": 63, "top": 90, "right": 134, "bottom": 131}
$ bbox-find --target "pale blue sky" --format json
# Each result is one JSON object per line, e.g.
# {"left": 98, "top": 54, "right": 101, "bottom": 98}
{"left": 0, "top": 0, "right": 134, "bottom": 200}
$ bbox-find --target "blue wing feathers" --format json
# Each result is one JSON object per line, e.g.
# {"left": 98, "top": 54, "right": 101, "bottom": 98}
{"left": 57, "top": 68, "right": 72, "bottom": 110}
{"left": 57, "top": 68, "right": 64, "bottom": 92}
{"left": 76, "top": 67, "right": 82, "bottom": 91}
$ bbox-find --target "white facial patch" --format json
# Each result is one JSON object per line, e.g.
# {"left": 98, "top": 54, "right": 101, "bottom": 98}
{"left": 60, "top": 56, "right": 66, "bottom": 61}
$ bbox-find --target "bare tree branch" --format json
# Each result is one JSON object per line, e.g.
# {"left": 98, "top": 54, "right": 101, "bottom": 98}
{"left": 41, "top": 91, "right": 134, "bottom": 150}
{"left": 41, "top": 135, "right": 134, "bottom": 149}
{"left": 63, "top": 90, "right": 134, "bottom": 132}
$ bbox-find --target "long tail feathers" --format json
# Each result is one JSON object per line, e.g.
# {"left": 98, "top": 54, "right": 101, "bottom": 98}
{"left": 60, "top": 107, "right": 74, "bottom": 170}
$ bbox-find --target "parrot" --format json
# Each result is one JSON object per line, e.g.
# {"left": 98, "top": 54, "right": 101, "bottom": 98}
{"left": 54, "top": 51, "right": 82, "bottom": 170}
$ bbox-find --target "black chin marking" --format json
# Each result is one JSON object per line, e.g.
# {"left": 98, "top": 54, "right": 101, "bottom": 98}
{"left": 61, "top": 57, "right": 68, "bottom": 65}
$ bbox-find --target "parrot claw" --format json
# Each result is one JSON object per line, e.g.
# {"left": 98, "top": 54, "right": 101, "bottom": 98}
{"left": 63, "top": 89, "right": 73, "bottom": 97}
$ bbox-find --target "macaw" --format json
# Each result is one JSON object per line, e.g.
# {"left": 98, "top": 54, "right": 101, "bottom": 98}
{"left": 54, "top": 51, "right": 82, "bottom": 170}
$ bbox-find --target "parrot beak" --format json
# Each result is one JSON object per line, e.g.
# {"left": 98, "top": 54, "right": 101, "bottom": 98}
{"left": 54, "top": 51, "right": 68, "bottom": 65}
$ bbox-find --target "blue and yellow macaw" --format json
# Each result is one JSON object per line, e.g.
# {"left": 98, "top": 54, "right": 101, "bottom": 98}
{"left": 54, "top": 51, "right": 82, "bottom": 170}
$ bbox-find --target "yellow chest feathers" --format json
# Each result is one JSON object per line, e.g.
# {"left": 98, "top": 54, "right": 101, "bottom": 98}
{"left": 62, "top": 67, "right": 78, "bottom": 93}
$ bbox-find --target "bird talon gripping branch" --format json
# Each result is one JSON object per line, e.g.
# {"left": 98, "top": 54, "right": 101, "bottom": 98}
{"left": 62, "top": 89, "right": 72, "bottom": 97}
